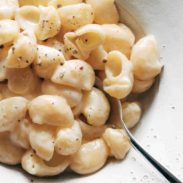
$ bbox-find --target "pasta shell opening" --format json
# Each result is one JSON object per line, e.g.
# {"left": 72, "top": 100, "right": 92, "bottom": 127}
{"left": 106, "top": 53, "right": 123, "bottom": 77}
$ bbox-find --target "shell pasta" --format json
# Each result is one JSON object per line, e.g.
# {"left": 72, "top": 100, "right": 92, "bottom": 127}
{"left": 0, "top": 0, "right": 162, "bottom": 177}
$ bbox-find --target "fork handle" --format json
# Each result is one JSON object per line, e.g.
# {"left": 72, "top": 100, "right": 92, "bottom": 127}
{"left": 129, "top": 134, "right": 182, "bottom": 183}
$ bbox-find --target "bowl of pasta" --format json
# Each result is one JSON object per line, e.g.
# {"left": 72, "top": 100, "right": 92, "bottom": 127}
{"left": 0, "top": 0, "right": 183, "bottom": 182}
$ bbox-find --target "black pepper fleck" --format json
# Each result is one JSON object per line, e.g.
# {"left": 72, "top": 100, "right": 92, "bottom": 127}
{"left": 43, "top": 39, "right": 48, "bottom": 42}
{"left": 57, "top": 4, "right": 62, "bottom": 8}
{"left": 59, "top": 73, "right": 65, "bottom": 78}
{"left": 0, "top": 45, "right": 4, "bottom": 49}
{"left": 103, "top": 59, "right": 108, "bottom": 63}
{"left": 40, "top": 78, "right": 44, "bottom": 81}
{"left": 12, "top": 47, "right": 15, "bottom": 53}
{"left": 72, "top": 50, "right": 78, "bottom": 54}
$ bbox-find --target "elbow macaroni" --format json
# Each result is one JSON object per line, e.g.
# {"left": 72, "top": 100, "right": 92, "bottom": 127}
{"left": 0, "top": 0, "right": 162, "bottom": 177}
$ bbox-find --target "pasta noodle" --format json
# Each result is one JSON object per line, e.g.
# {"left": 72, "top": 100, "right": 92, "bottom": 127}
{"left": 81, "top": 87, "right": 110, "bottom": 126}
{"left": 10, "top": 118, "right": 31, "bottom": 149}
{"left": 57, "top": 3, "right": 94, "bottom": 32}
{"left": 16, "top": 5, "right": 40, "bottom": 31}
{"left": 132, "top": 78, "right": 155, "bottom": 93}
{"left": 22, "top": 150, "right": 70, "bottom": 176}
{"left": 86, "top": 0, "right": 119, "bottom": 24}
{"left": 6, "top": 67, "right": 40, "bottom": 95}
{"left": 131, "top": 35, "right": 162, "bottom": 80}
{"left": 102, "top": 24, "right": 135, "bottom": 57}
{"left": 86, "top": 45, "right": 107, "bottom": 70}
{"left": 103, "top": 128, "right": 130, "bottom": 160}
{"left": 122, "top": 102, "right": 142, "bottom": 129}
{"left": 0, "top": 20, "right": 19, "bottom": 46}
{"left": 35, "top": 6, "right": 61, "bottom": 40}
{"left": 70, "top": 139, "right": 108, "bottom": 174}
{"left": 55, "top": 120, "right": 82, "bottom": 155}
{"left": 64, "top": 24, "right": 105, "bottom": 60}
{"left": 6, "top": 31, "right": 37, "bottom": 68}
{"left": 29, "top": 125, "right": 55, "bottom": 161}
{"left": 41, "top": 80, "right": 82, "bottom": 108}
{"left": 28, "top": 95, "right": 74, "bottom": 127}
{"left": 0, "top": 97, "right": 28, "bottom": 132}
{"left": 52, "top": 59, "right": 95, "bottom": 90}
{"left": 0, "top": 46, "right": 9, "bottom": 82}
{"left": 34, "top": 45, "right": 65, "bottom": 79}
{"left": 103, "top": 51, "right": 134, "bottom": 99}
{"left": 0, "top": 132, "right": 25, "bottom": 165}
{"left": 0, "top": 0, "right": 19, "bottom": 20}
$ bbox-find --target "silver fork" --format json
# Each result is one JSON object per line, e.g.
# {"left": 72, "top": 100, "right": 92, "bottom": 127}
{"left": 96, "top": 77, "right": 182, "bottom": 183}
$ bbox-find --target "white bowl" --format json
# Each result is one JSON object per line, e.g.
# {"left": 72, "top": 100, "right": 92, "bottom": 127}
{"left": 1, "top": 1, "right": 183, "bottom": 182}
